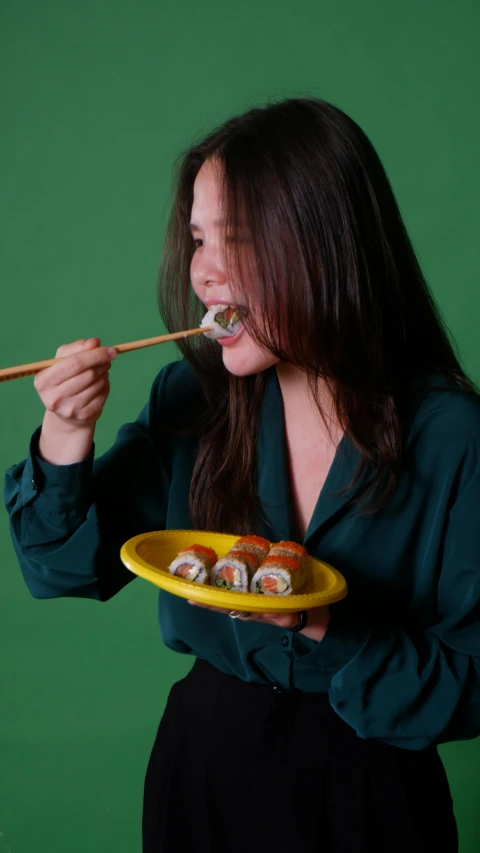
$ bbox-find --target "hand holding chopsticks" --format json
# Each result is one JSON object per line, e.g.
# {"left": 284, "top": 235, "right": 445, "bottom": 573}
{"left": 0, "top": 326, "right": 211, "bottom": 383}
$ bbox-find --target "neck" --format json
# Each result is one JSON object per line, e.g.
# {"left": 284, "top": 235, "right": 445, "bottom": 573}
{"left": 275, "top": 362, "right": 337, "bottom": 422}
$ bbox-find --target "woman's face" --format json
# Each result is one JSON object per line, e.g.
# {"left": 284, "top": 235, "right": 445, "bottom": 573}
{"left": 190, "top": 159, "right": 278, "bottom": 377}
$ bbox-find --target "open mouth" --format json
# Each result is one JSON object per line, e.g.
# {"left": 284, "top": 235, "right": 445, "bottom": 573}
{"left": 200, "top": 304, "right": 245, "bottom": 341}
{"left": 217, "top": 324, "right": 245, "bottom": 346}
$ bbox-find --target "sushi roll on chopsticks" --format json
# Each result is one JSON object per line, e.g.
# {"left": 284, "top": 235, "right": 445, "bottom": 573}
{"left": 211, "top": 535, "right": 270, "bottom": 591}
{"left": 200, "top": 304, "right": 244, "bottom": 340}
{"left": 168, "top": 544, "right": 217, "bottom": 583}
{"left": 250, "top": 541, "right": 308, "bottom": 595}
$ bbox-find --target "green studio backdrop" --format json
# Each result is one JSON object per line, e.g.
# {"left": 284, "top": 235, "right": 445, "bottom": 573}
{"left": 1, "top": 1, "right": 479, "bottom": 851}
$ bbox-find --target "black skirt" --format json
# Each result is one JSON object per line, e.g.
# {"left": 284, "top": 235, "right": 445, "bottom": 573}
{"left": 143, "top": 659, "right": 458, "bottom": 853}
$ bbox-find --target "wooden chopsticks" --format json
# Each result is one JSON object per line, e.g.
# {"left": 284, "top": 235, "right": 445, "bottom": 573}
{"left": 0, "top": 326, "right": 212, "bottom": 383}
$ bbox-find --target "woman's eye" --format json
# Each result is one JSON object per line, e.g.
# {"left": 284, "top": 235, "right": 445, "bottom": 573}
{"left": 193, "top": 239, "right": 204, "bottom": 249}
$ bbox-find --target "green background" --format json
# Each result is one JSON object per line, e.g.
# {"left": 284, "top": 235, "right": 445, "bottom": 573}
{"left": 1, "top": 0, "right": 479, "bottom": 850}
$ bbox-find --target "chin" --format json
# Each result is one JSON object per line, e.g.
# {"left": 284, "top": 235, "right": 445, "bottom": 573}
{"left": 221, "top": 337, "right": 279, "bottom": 377}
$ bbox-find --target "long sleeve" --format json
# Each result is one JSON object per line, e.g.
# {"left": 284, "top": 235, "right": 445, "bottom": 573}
{"left": 292, "top": 466, "right": 480, "bottom": 750}
{"left": 4, "top": 365, "right": 174, "bottom": 602}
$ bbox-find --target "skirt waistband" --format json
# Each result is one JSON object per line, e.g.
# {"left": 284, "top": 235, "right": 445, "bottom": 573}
{"left": 187, "top": 656, "right": 331, "bottom": 703}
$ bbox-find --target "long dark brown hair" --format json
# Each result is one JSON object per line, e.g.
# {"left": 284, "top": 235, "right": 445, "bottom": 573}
{"left": 158, "top": 97, "right": 476, "bottom": 534}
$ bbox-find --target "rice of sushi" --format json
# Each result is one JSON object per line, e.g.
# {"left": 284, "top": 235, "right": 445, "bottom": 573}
{"left": 211, "top": 549, "right": 258, "bottom": 591}
{"left": 168, "top": 544, "right": 217, "bottom": 584}
{"left": 250, "top": 555, "right": 305, "bottom": 595}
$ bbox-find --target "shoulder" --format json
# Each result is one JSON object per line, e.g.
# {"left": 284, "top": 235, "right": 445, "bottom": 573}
{"left": 409, "top": 373, "right": 480, "bottom": 437}
{"left": 406, "top": 373, "right": 480, "bottom": 478}
{"left": 151, "top": 358, "right": 203, "bottom": 400}
{"left": 149, "top": 359, "right": 205, "bottom": 428}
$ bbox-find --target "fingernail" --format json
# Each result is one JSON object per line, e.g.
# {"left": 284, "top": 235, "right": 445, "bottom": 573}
{"left": 107, "top": 347, "right": 117, "bottom": 359}
{"left": 187, "top": 600, "right": 195, "bottom": 606}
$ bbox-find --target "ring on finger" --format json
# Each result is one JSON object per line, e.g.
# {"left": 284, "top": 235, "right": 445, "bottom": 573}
{"left": 229, "top": 610, "right": 252, "bottom": 619}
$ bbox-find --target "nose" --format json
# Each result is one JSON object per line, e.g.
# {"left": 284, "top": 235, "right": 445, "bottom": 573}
{"left": 191, "top": 242, "right": 227, "bottom": 291}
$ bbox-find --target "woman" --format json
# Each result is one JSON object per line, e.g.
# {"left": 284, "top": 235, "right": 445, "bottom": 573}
{"left": 5, "top": 97, "right": 480, "bottom": 852}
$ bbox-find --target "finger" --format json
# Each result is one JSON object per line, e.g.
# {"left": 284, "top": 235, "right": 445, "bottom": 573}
{"left": 187, "top": 602, "right": 255, "bottom": 618}
{"left": 187, "top": 601, "right": 227, "bottom": 613}
{"left": 36, "top": 346, "right": 117, "bottom": 390}
{"left": 255, "top": 612, "right": 300, "bottom": 628}
{"left": 45, "top": 363, "right": 110, "bottom": 407}
{"left": 187, "top": 601, "right": 297, "bottom": 626}
{"left": 50, "top": 376, "right": 110, "bottom": 420}
{"left": 55, "top": 338, "right": 100, "bottom": 358}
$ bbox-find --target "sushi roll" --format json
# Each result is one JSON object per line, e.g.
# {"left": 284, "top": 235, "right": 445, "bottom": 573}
{"left": 168, "top": 544, "right": 217, "bottom": 584}
{"left": 268, "top": 540, "right": 308, "bottom": 567}
{"left": 233, "top": 535, "right": 270, "bottom": 564}
{"left": 200, "top": 304, "right": 244, "bottom": 340}
{"left": 250, "top": 554, "right": 305, "bottom": 595}
{"left": 211, "top": 549, "right": 258, "bottom": 591}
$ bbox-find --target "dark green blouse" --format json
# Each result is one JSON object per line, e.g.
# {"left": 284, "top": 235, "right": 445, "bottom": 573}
{"left": 4, "top": 361, "right": 480, "bottom": 750}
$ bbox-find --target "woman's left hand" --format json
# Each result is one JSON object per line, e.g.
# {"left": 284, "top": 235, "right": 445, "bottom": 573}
{"left": 188, "top": 601, "right": 330, "bottom": 642}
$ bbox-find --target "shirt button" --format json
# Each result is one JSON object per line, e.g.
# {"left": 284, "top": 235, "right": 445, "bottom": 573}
{"left": 282, "top": 636, "right": 290, "bottom": 647}
{"left": 31, "top": 479, "right": 37, "bottom": 491}
{"left": 272, "top": 685, "right": 284, "bottom": 694}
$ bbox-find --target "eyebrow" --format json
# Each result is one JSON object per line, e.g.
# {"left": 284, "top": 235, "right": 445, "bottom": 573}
{"left": 188, "top": 220, "right": 227, "bottom": 232}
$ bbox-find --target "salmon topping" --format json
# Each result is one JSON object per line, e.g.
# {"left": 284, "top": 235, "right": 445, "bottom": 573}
{"left": 260, "top": 575, "right": 281, "bottom": 593}
{"left": 223, "top": 307, "right": 236, "bottom": 323}
{"left": 218, "top": 564, "right": 237, "bottom": 584}
{"left": 175, "top": 563, "right": 197, "bottom": 579}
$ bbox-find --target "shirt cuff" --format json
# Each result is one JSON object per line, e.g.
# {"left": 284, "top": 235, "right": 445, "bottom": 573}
{"left": 283, "top": 608, "right": 370, "bottom": 672}
{"left": 25, "top": 426, "right": 95, "bottom": 514}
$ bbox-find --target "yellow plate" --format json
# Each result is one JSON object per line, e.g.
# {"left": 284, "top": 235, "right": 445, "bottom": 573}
{"left": 120, "top": 530, "right": 348, "bottom": 613}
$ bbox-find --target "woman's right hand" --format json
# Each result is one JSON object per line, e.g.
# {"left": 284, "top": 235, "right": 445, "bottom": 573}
{"left": 34, "top": 338, "right": 117, "bottom": 431}
{"left": 34, "top": 338, "right": 118, "bottom": 465}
